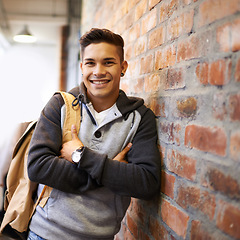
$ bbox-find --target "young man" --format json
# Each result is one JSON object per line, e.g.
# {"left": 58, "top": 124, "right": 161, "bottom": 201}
{"left": 27, "top": 28, "right": 160, "bottom": 240}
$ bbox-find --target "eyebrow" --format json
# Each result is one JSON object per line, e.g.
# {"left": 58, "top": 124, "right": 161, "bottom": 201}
{"left": 84, "top": 57, "right": 117, "bottom": 61}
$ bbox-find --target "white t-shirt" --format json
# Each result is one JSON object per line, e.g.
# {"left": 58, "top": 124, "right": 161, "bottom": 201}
{"left": 93, "top": 103, "right": 116, "bottom": 126}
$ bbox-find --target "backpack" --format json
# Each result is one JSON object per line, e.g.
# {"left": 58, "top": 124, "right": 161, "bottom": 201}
{"left": 0, "top": 91, "right": 81, "bottom": 239}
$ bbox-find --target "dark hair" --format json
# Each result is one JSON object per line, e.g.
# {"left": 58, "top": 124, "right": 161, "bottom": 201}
{"left": 79, "top": 28, "right": 124, "bottom": 62}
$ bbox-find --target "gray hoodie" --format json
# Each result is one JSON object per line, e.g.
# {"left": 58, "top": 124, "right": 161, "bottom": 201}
{"left": 27, "top": 83, "right": 160, "bottom": 240}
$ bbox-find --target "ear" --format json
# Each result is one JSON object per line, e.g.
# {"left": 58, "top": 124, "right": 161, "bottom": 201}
{"left": 80, "top": 62, "right": 83, "bottom": 71}
{"left": 121, "top": 60, "right": 128, "bottom": 75}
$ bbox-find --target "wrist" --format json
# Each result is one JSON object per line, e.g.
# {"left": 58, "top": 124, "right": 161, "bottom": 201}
{"left": 71, "top": 146, "right": 85, "bottom": 164}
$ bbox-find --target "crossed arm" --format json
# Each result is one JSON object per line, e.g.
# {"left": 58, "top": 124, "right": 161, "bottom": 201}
{"left": 60, "top": 125, "right": 132, "bottom": 164}
{"left": 28, "top": 94, "right": 160, "bottom": 199}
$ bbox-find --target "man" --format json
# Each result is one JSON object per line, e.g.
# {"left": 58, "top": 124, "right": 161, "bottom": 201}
{"left": 27, "top": 28, "right": 160, "bottom": 240}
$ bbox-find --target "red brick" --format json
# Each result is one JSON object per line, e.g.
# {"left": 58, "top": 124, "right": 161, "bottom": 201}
{"left": 119, "top": 0, "right": 128, "bottom": 16}
{"left": 167, "top": 10, "right": 194, "bottom": 41}
{"left": 216, "top": 22, "right": 231, "bottom": 52}
{"left": 230, "top": 131, "right": 240, "bottom": 162}
{"left": 235, "top": 57, "right": 240, "bottom": 82}
{"left": 132, "top": 77, "right": 144, "bottom": 94}
{"left": 198, "top": 0, "right": 240, "bottom": 27}
{"left": 123, "top": 13, "right": 135, "bottom": 31}
{"left": 177, "top": 186, "right": 216, "bottom": 220}
{"left": 177, "top": 33, "right": 211, "bottom": 62}
{"left": 229, "top": 93, "right": 240, "bottom": 121}
{"left": 161, "top": 199, "right": 189, "bottom": 238}
{"left": 232, "top": 18, "right": 240, "bottom": 51}
{"left": 159, "top": 0, "right": 178, "bottom": 23}
{"left": 166, "top": 68, "right": 185, "bottom": 90}
{"left": 140, "top": 54, "right": 153, "bottom": 74}
{"left": 129, "top": 199, "right": 146, "bottom": 226}
{"left": 135, "top": 0, "right": 147, "bottom": 21}
{"left": 183, "top": 0, "right": 192, "bottom": 5}
{"left": 185, "top": 125, "right": 227, "bottom": 156}
{"left": 125, "top": 44, "right": 133, "bottom": 61}
{"left": 149, "top": 0, "right": 161, "bottom": 10}
{"left": 149, "top": 216, "right": 168, "bottom": 240}
{"left": 177, "top": 97, "right": 197, "bottom": 117}
{"left": 159, "top": 145, "right": 166, "bottom": 166}
{"left": 128, "top": 23, "right": 140, "bottom": 43}
{"left": 212, "top": 92, "right": 227, "bottom": 120}
{"left": 196, "top": 62, "right": 209, "bottom": 85}
{"left": 217, "top": 200, "right": 240, "bottom": 239}
{"left": 191, "top": 220, "right": 216, "bottom": 240}
{"left": 134, "top": 36, "right": 147, "bottom": 56}
{"left": 148, "top": 25, "right": 165, "bottom": 49}
{"left": 199, "top": 190, "right": 216, "bottom": 220}
{"left": 196, "top": 59, "right": 231, "bottom": 86}
{"left": 127, "top": 59, "right": 139, "bottom": 77}
{"left": 203, "top": 167, "right": 240, "bottom": 199}
{"left": 126, "top": 213, "right": 138, "bottom": 238}
{"left": 158, "top": 98, "right": 167, "bottom": 117}
{"left": 167, "top": 150, "right": 197, "bottom": 181}
{"left": 147, "top": 97, "right": 162, "bottom": 116}
{"left": 122, "top": 0, "right": 138, "bottom": 14}
{"left": 144, "top": 73, "right": 160, "bottom": 92}
{"left": 177, "top": 34, "right": 200, "bottom": 62}
{"left": 161, "top": 171, "right": 175, "bottom": 198}
{"left": 177, "top": 185, "right": 200, "bottom": 209}
{"left": 142, "top": 8, "right": 157, "bottom": 34}
{"left": 120, "top": 81, "right": 130, "bottom": 94}
{"left": 160, "top": 122, "right": 181, "bottom": 145}
{"left": 149, "top": 97, "right": 167, "bottom": 117}
{"left": 155, "top": 44, "right": 176, "bottom": 69}
{"left": 209, "top": 59, "right": 231, "bottom": 86}
{"left": 173, "top": 124, "right": 181, "bottom": 146}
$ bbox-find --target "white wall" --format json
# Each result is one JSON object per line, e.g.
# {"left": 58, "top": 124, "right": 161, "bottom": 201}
{"left": 0, "top": 43, "right": 59, "bottom": 145}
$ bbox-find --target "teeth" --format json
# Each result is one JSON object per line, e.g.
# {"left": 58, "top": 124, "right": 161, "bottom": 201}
{"left": 91, "top": 80, "right": 109, "bottom": 84}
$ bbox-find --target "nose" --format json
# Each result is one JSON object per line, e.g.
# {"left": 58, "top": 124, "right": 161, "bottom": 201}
{"left": 93, "top": 64, "right": 106, "bottom": 77}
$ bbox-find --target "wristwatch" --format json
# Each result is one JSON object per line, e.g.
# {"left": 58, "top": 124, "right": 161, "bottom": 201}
{"left": 71, "top": 146, "right": 85, "bottom": 164}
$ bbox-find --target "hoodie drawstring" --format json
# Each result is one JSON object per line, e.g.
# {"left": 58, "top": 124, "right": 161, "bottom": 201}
{"left": 72, "top": 94, "right": 84, "bottom": 122}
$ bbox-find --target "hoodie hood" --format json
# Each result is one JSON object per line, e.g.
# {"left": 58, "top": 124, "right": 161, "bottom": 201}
{"left": 68, "top": 82, "right": 145, "bottom": 120}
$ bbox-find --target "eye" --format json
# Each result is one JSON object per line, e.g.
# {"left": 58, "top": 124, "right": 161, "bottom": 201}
{"left": 85, "top": 61, "right": 95, "bottom": 66}
{"left": 105, "top": 61, "right": 115, "bottom": 66}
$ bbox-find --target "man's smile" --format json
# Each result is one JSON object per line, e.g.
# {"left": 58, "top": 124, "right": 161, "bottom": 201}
{"left": 89, "top": 79, "right": 111, "bottom": 85}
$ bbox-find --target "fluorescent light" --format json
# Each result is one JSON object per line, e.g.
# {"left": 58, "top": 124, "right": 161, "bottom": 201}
{"left": 13, "top": 25, "right": 37, "bottom": 43}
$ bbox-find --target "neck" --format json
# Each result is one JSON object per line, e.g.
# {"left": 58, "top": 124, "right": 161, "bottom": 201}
{"left": 88, "top": 94, "right": 118, "bottom": 113}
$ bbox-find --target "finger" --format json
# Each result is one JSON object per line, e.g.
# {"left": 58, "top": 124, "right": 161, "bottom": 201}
{"left": 121, "top": 143, "right": 132, "bottom": 155}
{"left": 119, "top": 159, "right": 128, "bottom": 163}
{"left": 113, "top": 143, "right": 132, "bottom": 161}
{"left": 71, "top": 124, "right": 78, "bottom": 140}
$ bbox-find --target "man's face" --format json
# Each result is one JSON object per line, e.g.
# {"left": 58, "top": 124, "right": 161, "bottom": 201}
{"left": 80, "top": 42, "right": 127, "bottom": 107}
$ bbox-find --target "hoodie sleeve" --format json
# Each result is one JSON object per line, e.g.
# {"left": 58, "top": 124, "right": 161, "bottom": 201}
{"left": 27, "top": 94, "right": 99, "bottom": 193}
{"left": 78, "top": 108, "right": 161, "bottom": 200}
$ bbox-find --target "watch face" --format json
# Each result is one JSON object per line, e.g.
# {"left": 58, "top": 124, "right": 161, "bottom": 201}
{"left": 72, "top": 151, "right": 81, "bottom": 163}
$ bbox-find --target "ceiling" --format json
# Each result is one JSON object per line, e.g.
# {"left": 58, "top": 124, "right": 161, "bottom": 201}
{"left": 0, "top": 0, "right": 80, "bottom": 45}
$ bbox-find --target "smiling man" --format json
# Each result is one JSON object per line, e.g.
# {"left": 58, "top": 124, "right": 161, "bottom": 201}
{"left": 81, "top": 41, "right": 128, "bottom": 112}
{"left": 27, "top": 28, "right": 160, "bottom": 240}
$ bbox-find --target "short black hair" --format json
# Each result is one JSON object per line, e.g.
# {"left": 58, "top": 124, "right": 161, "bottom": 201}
{"left": 79, "top": 28, "right": 124, "bottom": 62}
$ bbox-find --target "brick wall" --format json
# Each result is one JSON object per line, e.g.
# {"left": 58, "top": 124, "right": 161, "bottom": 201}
{"left": 79, "top": 0, "right": 240, "bottom": 239}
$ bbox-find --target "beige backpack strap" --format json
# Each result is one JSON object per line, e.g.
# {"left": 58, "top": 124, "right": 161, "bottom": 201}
{"left": 38, "top": 91, "right": 81, "bottom": 208}
{"left": 59, "top": 91, "right": 81, "bottom": 143}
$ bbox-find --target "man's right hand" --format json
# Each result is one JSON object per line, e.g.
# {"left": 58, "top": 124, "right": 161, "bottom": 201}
{"left": 113, "top": 143, "right": 132, "bottom": 163}
{"left": 61, "top": 125, "right": 84, "bottom": 163}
